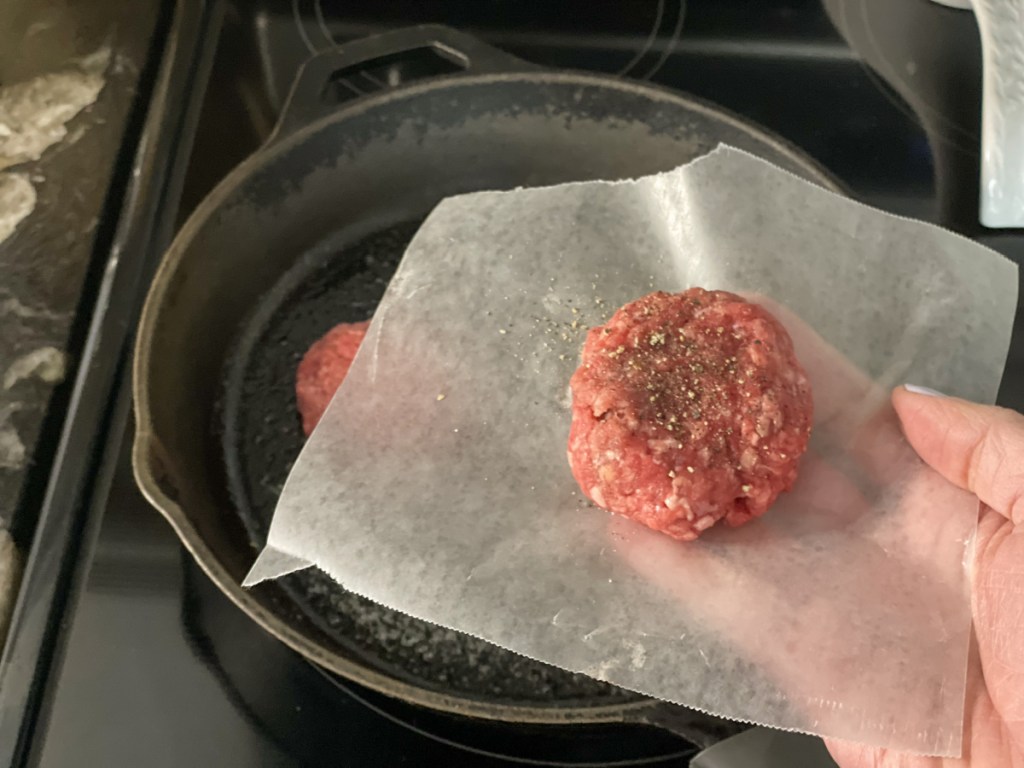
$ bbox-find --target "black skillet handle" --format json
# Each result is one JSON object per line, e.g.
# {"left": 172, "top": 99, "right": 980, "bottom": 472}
{"left": 270, "top": 24, "right": 541, "bottom": 143}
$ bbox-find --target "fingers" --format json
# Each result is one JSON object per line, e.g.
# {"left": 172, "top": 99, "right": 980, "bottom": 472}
{"left": 892, "top": 387, "right": 1024, "bottom": 525}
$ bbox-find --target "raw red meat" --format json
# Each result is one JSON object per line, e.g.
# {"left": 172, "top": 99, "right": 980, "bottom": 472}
{"left": 295, "top": 320, "right": 369, "bottom": 436}
{"left": 567, "top": 289, "right": 812, "bottom": 540}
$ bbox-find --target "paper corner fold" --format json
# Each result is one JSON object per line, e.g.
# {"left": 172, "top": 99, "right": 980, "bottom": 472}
{"left": 242, "top": 546, "right": 314, "bottom": 587}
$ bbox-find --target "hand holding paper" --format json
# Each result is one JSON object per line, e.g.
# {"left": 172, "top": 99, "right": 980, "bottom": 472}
{"left": 245, "top": 147, "right": 1018, "bottom": 755}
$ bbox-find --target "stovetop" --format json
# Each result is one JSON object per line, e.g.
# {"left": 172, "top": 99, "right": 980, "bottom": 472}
{"left": 8, "top": 0, "right": 1023, "bottom": 766}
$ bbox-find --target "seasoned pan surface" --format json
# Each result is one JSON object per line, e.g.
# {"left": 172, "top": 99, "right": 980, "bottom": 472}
{"left": 222, "top": 221, "right": 634, "bottom": 703}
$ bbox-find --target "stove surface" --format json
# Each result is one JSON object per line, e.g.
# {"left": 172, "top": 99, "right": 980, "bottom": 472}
{"left": 21, "top": 0, "right": 1024, "bottom": 766}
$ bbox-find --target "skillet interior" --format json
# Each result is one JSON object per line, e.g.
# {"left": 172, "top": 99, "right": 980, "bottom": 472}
{"left": 135, "top": 70, "right": 838, "bottom": 719}
{"left": 221, "top": 220, "right": 640, "bottom": 702}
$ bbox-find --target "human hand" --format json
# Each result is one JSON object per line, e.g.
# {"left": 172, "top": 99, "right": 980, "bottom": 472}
{"left": 827, "top": 386, "right": 1024, "bottom": 767}
{"left": 611, "top": 300, "right": 989, "bottom": 754}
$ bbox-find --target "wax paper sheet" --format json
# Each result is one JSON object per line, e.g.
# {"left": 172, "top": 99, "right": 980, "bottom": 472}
{"left": 244, "top": 146, "right": 1018, "bottom": 755}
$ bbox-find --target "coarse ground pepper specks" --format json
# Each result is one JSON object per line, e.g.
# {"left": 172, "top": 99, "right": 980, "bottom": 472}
{"left": 567, "top": 288, "right": 813, "bottom": 540}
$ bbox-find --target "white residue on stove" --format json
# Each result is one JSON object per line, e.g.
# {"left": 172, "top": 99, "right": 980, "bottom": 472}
{"left": 0, "top": 288, "right": 68, "bottom": 321}
{"left": 0, "top": 173, "right": 35, "bottom": 243}
{"left": 0, "top": 45, "right": 111, "bottom": 247}
{"left": 2, "top": 346, "right": 66, "bottom": 389}
{"left": 0, "top": 404, "right": 26, "bottom": 471}
{"left": 0, "top": 46, "right": 111, "bottom": 170}
{"left": 0, "top": 529, "right": 22, "bottom": 646}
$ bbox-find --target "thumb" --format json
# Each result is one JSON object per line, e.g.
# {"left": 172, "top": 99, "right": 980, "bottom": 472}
{"left": 892, "top": 385, "right": 1024, "bottom": 525}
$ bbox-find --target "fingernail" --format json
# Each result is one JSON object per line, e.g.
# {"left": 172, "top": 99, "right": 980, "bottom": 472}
{"left": 904, "top": 384, "right": 945, "bottom": 397}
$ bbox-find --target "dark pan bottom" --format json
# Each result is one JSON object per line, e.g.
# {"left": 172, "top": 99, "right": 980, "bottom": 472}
{"left": 220, "top": 220, "right": 640, "bottom": 706}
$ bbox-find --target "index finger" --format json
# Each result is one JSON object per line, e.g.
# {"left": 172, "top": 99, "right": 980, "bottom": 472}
{"left": 893, "top": 387, "right": 1024, "bottom": 525}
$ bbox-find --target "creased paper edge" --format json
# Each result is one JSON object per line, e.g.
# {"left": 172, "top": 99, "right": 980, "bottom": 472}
{"left": 252, "top": 548, "right": 964, "bottom": 757}
{"left": 433, "top": 144, "right": 1019, "bottom": 285}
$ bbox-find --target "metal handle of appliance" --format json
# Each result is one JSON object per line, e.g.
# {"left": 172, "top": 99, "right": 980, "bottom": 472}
{"left": 270, "top": 24, "right": 541, "bottom": 142}
{"left": 973, "top": 0, "right": 1024, "bottom": 228}
{"left": 622, "top": 701, "right": 748, "bottom": 751}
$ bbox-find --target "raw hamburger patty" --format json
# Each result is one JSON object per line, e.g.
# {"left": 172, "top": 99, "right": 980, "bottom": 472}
{"left": 567, "top": 289, "right": 812, "bottom": 540}
{"left": 295, "top": 320, "right": 369, "bottom": 436}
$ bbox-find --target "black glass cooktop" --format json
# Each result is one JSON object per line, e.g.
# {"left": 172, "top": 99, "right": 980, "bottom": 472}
{"left": 9, "top": 0, "right": 1023, "bottom": 765}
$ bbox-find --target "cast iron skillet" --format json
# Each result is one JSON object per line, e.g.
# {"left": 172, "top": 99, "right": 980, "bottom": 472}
{"left": 133, "top": 25, "right": 840, "bottom": 747}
